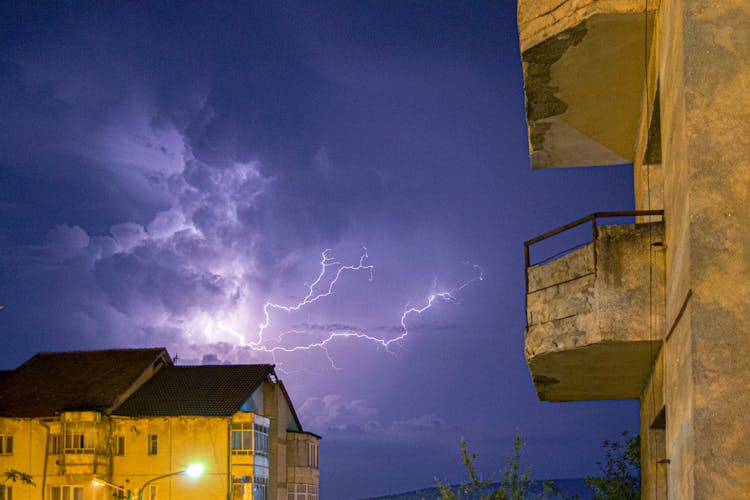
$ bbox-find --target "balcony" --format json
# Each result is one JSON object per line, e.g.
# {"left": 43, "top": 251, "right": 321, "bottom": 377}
{"left": 286, "top": 432, "right": 320, "bottom": 487}
{"left": 60, "top": 450, "right": 109, "bottom": 478}
{"left": 518, "top": 0, "right": 657, "bottom": 168}
{"left": 524, "top": 211, "right": 665, "bottom": 401}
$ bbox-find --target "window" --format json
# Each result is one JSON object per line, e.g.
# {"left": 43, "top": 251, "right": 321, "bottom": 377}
{"left": 288, "top": 484, "right": 318, "bottom": 500}
{"left": 49, "top": 434, "right": 62, "bottom": 454}
{"left": 231, "top": 476, "right": 252, "bottom": 500}
{"left": 253, "top": 477, "right": 268, "bottom": 500}
{"left": 146, "top": 485, "right": 157, "bottom": 500}
{"left": 2, "top": 486, "right": 11, "bottom": 500}
{"left": 148, "top": 434, "right": 158, "bottom": 455}
{"left": 0, "top": 435, "right": 13, "bottom": 455}
{"left": 231, "top": 416, "right": 270, "bottom": 455}
{"left": 254, "top": 423, "right": 269, "bottom": 455}
{"left": 231, "top": 423, "right": 253, "bottom": 455}
{"left": 50, "top": 486, "right": 83, "bottom": 500}
{"left": 254, "top": 459, "right": 269, "bottom": 482}
{"left": 231, "top": 475, "right": 268, "bottom": 500}
{"left": 64, "top": 424, "right": 95, "bottom": 454}
{"left": 116, "top": 435, "right": 125, "bottom": 456}
{"left": 307, "top": 485, "right": 318, "bottom": 500}
{"left": 306, "top": 441, "right": 318, "bottom": 469}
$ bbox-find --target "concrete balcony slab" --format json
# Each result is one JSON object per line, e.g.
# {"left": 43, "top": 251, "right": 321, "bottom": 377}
{"left": 525, "top": 219, "right": 665, "bottom": 401}
{"left": 518, "top": 0, "right": 658, "bottom": 168}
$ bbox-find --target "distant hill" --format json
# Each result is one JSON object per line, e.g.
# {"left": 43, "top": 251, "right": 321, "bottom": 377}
{"left": 363, "top": 478, "right": 592, "bottom": 500}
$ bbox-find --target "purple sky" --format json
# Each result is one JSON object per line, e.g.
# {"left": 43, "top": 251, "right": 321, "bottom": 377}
{"left": 0, "top": 2, "right": 638, "bottom": 498}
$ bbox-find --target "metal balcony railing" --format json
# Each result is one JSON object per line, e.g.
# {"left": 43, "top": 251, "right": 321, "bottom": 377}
{"left": 524, "top": 210, "right": 664, "bottom": 294}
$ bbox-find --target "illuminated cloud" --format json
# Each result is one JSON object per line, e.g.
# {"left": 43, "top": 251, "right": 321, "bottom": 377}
{"left": 0, "top": 4, "right": 640, "bottom": 497}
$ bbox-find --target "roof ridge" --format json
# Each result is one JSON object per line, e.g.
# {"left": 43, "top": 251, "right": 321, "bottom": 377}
{"left": 15, "top": 347, "right": 169, "bottom": 370}
{"left": 170, "top": 363, "right": 275, "bottom": 368}
{"left": 35, "top": 347, "right": 167, "bottom": 355}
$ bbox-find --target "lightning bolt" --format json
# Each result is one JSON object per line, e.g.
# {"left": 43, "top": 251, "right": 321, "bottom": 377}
{"left": 206, "top": 248, "right": 483, "bottom": 370}
{"left": 256, "top": 248, "right": 374, "bottom": 346}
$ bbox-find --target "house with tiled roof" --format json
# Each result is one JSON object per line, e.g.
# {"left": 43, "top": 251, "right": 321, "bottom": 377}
{"left": 0, "top": 348, "right": 319, "bottom": 500}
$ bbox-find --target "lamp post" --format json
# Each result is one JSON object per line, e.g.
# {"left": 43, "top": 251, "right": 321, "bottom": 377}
{"left": 137, "top": 463, "right": 204, "bottom": 500}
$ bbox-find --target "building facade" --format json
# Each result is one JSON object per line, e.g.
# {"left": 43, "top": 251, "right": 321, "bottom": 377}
{"left": 0, "top": 348, "right": 319, "bottom": 500}
{"left": 517, "top": 0, "right": 750, "bottom": 498}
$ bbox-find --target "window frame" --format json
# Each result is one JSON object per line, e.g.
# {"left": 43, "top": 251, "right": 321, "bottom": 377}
{"left": 49, "top": 434, "right": 62, "bottom": 454}
{"left": 231, "top": 416, "right": 270, "bottom": 456}
{"left": 49, "top": 485, "right": 83, "bottom": 500}
{"left": 63, "top": 424, "right": 95, "bottom": 454}
{"left": 0, "top": 435, "right": 13, "bottom": 456}
{"left": 253, "top": 423, "right": 269, "bottom": 455}
{"left": 306, "top": 441, "right": 318, "bottom": 469}
{"left": 115, "top": 435, "right": 125, "bottom": 456}
{"left": 288, "top": 484, "right": 318, "bottom": 500}
{"left": 253, "top": 476, "right": 268, "bottom": 500}
{"left": 231, "top": 423, "right": 253, "bottom": 455}
{"left": 147, "top": 434, "right": 158, "bottom": 455}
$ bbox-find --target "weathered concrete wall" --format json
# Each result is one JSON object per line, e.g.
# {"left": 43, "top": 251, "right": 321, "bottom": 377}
{"left": 526, "top": 244, "right": 596, "bottom": 356}
{"left": 518, "top": 0, "right": 660, "bottom": 52}
{"left": 521, "top": 0, "right": 750, "bottom": 496}
{"left": 665, "top": 308, "right": 694, "bottom": 499}
{"left": 640, "top": 348, "right": 667, "bottom": 500}
{"left": 526, "top": 223, "right": 664, "bottom": 354}
{"left": 681, "top": 0, "right": 750, "bottom": 496}
{"left": 596, "top": 222, "right": 665, "bottom": 342}
{"left": 634, "top": 0, "right": 750, "bottom": 496}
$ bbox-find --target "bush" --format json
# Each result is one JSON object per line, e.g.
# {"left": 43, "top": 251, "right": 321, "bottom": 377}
{"left": 436, "top": 432, "right": 556, "bottom": 500}
{"left": 585, "top": 431, "right": 640, "bottom": 500}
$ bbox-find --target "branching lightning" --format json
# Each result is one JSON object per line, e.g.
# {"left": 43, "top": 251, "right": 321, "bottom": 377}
{"left": 205, "top": 247, "right": 483, "bottom": 370}
{"left": 256, "top": 248, "right": 374, "bottom": 346}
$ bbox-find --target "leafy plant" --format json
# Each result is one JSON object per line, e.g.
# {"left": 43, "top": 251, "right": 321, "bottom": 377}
{"left": 0, "top": 468, "right": 36, "bottom": 496}
{"left": 585, "top": 431, "right": 640, "bottom": 500}
{"left": 437, "top": 432, "right": 556, "bottom": 500}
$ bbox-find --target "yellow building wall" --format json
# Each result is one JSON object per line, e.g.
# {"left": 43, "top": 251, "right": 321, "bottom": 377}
{"left": 0, "top": 418, "right": 40, "bottom": 500}
{"left": 0, "top": 414, "right": 111, "bottom": 500}
{"left": 109, "top": 415, "right": 230, "bottom": 500}
{"left": 0, "top": 382, "right": 317, "bottom": 500}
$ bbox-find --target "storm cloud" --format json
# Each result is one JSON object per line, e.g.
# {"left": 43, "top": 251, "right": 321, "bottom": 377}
{"left": 1, "top": 2, "right": 641, "bottom": 498}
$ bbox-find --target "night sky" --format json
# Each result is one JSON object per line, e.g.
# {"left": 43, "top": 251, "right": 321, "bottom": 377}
{"left": 0, "top": 2, "right": 639, "bottom": 498}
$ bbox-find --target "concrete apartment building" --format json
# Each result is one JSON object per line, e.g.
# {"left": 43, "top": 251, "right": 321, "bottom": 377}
{"left": 517, "top": 0, "right": 750, "bottom": 498}
{"left": 0, "top": 348, "right": 319, "bottom": 500}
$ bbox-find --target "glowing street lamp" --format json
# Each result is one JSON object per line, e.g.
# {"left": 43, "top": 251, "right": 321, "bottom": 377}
{"left": 185, "top": 464, "right": 205, "bottom": 477}
{"left": 92, "top": 477, "right": 132, "bottom": 499}
{"left": 137, "top": 463, "right": 204, "bottom": 500}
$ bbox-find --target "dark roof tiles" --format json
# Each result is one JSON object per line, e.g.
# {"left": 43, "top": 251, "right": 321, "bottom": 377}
{"left": 0, "top": 348, "right": 168, "bottom": 417}
{"left": 112, "top": 365, "right": 275, "bottom": 417}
